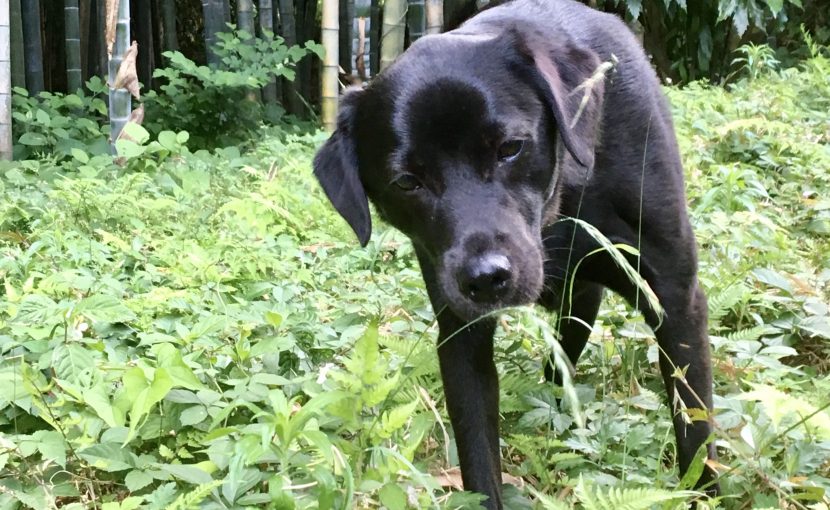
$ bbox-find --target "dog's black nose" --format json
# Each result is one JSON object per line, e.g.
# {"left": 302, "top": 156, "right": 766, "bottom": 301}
{"left": 457, "top": 254, "right": 512, "bottom": 303}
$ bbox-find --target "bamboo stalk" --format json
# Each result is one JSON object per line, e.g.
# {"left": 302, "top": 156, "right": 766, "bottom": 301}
{"left": 258, "top": 0, "right": 278, "bottom": 104}
{"left": 380, "top": 0, "right": 406, "bottom": 71}
{"left": 21, "top": 0, "right": 44, "bottom": 94}
{"left": 339, "top": 0, "right": 353, "bottom": 74}
{"left": 1, "top": 0, "right": 12, "bottom": 160}
{"left": 321, "top": 0, "right": 339, "bottom": 131}
{"left": 65, "top": 0, "right": 82, "bottom": 92}
{"left": 108, "top": 0, "right": 130, "bottom": 150}
{"left": 160, "top": 0, "right": 177, "bottom": 51}
{"left": 10, "top": 0, "right": 25, "bottom": 89}
{"left": 237, "top": 0, "right": 254, "bottom": 35}
{"left": 407, "top": 0, "right": 425, "bottom": 42}
{"left": 278, "top": 0, "right": 300, "bottom": 115}
{"left": 201, "top": 0, "right": 223, "bottom": 66}
{"left": 425, "top": 0, "right": 442, "bottom": 35}
{"left": 369, "top": 0, "right": 379, "bottom": 75}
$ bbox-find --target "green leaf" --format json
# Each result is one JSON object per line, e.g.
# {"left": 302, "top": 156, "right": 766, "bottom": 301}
{"left": 765, "top": 0, "right": 783, "bottom": 14}
{"left": 123, "top": 367, "right": 174, "bottom": 442}
{"left": 158, "top": 463, "right": 214, "bottom": 484}
{"left": 35, "top": 109, "right": 51, "bottom": 126}
{"left": 34, "top": 430, "right": 67, "bottom": 468}
{"left": 121, "top": 122, "right": 150, "bottom": 144}
{"left": 179, "top": 405, "right": 208, "bottom": 426}
{"left": 125, "top": 470, "right": 154, "bottom": 492}
{"left": 153, "top": 343, "right": 205, "bottom": 390}
{"left": 71, "top": 147, "right": 90, "bottom": 163}
{"left": 626, "top": 0, "right": 642, "bottom": 18}
{"left": 157, "top": 130, "right": 178, "bottom": 151}
{"left": 76, "top": 294, "right": 137, "bottom": 323}
{"left": 18, "top": 132, "right": 48, "bottom": 146}
{"left": 378, "top": 483, "right": 407, "bottom": 510}
{"left": 78, "top": 443, "right": 136, "bottom": 472}
{"left": 84, "top": 384, "right": 125, "bottom": 427}
{"left": 52, "top": 344, "right": 94, "bottom": 385}
{"left": 265, "top": 311, "right": 283, "bottom": 327}
{"left": 115, "top": 139, "right": 146, "bottom": 159}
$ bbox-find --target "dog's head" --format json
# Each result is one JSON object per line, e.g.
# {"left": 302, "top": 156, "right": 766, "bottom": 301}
{"left": 314, "top": 24, "right": 605, "bottom": 320}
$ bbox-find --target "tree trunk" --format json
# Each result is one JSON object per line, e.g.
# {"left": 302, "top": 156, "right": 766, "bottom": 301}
{"left": 202, "top": 0, "right": 223, "bottom": 66}
{"left": 65, "top": 0, "right": 82, "bottom": 91}
{"left": 407, "top": 0, "right": 424, "bottom": 42}
{"left": 86, "top": 0, "right": 106, "bottom": 80}
{"left": 380, "top": 0, "right": 405, "bottom": 71}
{"left": 159, "top": 0, "right": 177, "bottom": 52}
{"left": 258, "top": 0, "right": 279, "bottom": 104}
{"left": 108, "top": 0, "right": 130, "bottom": 149}
{"left": 277, "top": 0, "right": 299, "bottom": 114}
{"left": 1, "top": 0, "right": 13, "bottom": 160}
{"left": 424, "top": 0, "right": 442, "bottom": 35}
{"left": 21, "top": 0, "right": 44, "bottom": 94}
{"left": 321, "top": 0, "right": 338, "bottom": 131}
{"left": 10, "top": 0, "right": 25, "bottom": 89}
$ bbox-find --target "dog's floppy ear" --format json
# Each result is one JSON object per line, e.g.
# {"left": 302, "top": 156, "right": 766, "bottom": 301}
{"left": 512, "top": 29, "right": 606, "bottom": 171}
{"left": 313, "top": 88, "right": 372, "bottom": 246}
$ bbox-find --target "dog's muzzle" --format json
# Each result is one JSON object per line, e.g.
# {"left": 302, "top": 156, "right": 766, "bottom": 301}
{"left": 456, "top": 252, "right": 513, "bottom": 303}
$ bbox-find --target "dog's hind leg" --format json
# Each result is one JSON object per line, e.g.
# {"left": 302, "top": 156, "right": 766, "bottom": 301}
{"left": 607, "top": 254, "right": 720, "bottom": 495}
{"left": 648, "top": 277, "right": 720, "bottom": 495}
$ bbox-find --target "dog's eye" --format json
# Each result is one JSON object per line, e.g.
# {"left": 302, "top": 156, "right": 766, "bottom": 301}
{"left": 497, "top": 140, "right": 524, "bottom": 162}
{"left": 392, "top": 174, "right": 422, "bottom": 192}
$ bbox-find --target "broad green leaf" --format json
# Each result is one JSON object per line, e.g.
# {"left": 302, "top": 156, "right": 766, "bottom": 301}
{"left": 158, "top": 463, "right": 214, "bottom": 484}
{"left": 738, "top": 383, "right": 830, "bottom": 439}
{"left": 52, "top": 344, "right": 95, "bottom": 385}
{"left": 71, "top": 148, "right": 90, "bottom": 163}
{"left": 18, "top": 132, "right": 47, "bottom": 146}
{"left": 76, "top": 294, "right": 136, "bottom": 324}
{"left": 179, "top": 405, "right": 208, "bottom": 426}
{"left": 153, "top": 343, "right": 204, "bottom": 390}
{"left": 124, "top": 367, "right": 174, "bottom": 442}
{"left": 378, "top": 483, "right": 407, "bottom": 510}
{"left": 125, "top": 470, "right": 154, "bottom": 492}
{"left": 34, "top": 430, "right": 67, "bottom": 468}
{"left": 78, "top": 443, "right": 136, "bottom": 472}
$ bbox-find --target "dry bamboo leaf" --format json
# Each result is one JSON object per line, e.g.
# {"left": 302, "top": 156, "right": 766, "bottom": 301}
{"left": 116, "top": 106, "right": 145, "bottom": 143}
{"left": 114, "top": 42, "right": 141, "bottom": 99}
{"left": 355, "top": 17, "right": 367, "bottom": 79}
{"left": 105, "top": 0, "right": 120, "bottom": 57}
{"left": 127, "top": 104, "right": 144, "bottom": 126}
{"left": 431, "top": 467, "right": 524, "bottom": 490}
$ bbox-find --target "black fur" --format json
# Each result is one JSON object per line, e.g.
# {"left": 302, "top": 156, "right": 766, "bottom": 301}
{"left": 314, "top": 0, "right": 719, "bottom": 507}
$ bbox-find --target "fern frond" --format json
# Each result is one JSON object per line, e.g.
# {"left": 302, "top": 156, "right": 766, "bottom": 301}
{"left": 575, "top": 477, "right": 698, "bottom": 510}
{"left": 164, "top": 480, "right": 223, "bottom": 510}
{"left": 725, "top": 324, "right": 771, "bottom": 343}
{"left": 707, "top": 283, "right": 748, "bottom": 324}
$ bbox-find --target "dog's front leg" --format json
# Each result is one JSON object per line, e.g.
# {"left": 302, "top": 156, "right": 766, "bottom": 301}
{"left": 437, "top": 316, "right": 502, "bottom": 509}
{"left": 416, "top": 249, "right": 503, "bottom": 509}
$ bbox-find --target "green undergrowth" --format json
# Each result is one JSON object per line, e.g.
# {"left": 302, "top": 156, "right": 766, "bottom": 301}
{"left": 1, "top": 49, "right": 829, "bottom": 509}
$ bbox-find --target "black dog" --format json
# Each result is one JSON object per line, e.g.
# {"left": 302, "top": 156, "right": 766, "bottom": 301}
{"left": 313, "top": 0, "right": 718, "bottom": 507}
